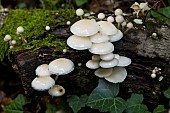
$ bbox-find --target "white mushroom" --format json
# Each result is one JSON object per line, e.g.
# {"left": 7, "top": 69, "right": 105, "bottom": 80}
{"left": 115, "top": 15, "right": 124, "bottom": 28}
{"left": 48, "top": 58, "right": 74, "bottom": 75}
{"left": 86, "top": 60, "right": 99, "bottom": 69}
{"left": 105, "top": 67, "right": 127, "bottom": 83}
{"left": 114, "top": 54, "right": 120, "bottom": 59}
{"left": 35, "top": 64, "right": 51, "bottom": 76}
{"left": 117, "top": 56, "right": 131, "bottom": 67}
{"left": 89, "top": 42, "right": 114, "bottom": 55}
{"left": 97, "top": 13, "right": 105, "bottom": 20}
{"left": 107, "top": 16, "right": 114, "bottom": 23}
{"left": 70, "top": 19, "right": 100, "bottom": 36}
{"left": 31, "top": 76, "right": 55, "bottom": 91}
{"left": 67, "top": 35, "right": 92, "bottom": 50}
{"left": 4, "top": 35, "right": 12, "bottom": 41}
{"left": 11, "top": 40, "right": 16, "bottom": 45}
{"left": 48, "top": 85, "right": 65, "bottom": 97}
{"left": 109, "top": 30, "right": 123, "bottom": 42}
{"left": 95, "top": 68, "right": 112, "bottom": 78}
{"left": 97, "top": 21, "right": 118, "bottom": 35}
{"left": 45, "top": 26, "right": 50, "bottom": 31}
{"left": 100, "top": 53, "right": 115, "bottom": 61}
{"left": 76, "top": 8, "right": 84, "bottom": 16}
{"left": 99, "top": 58, "right": 119, "bottom": 68}
{"left": 17, "top": 26, "right": 24, "bottom": 34}
{"left": 90, "top": 33, "right": 110, "bottom": 43}
{"left": 115, "top": 9, "right": 123, "bottom": 15}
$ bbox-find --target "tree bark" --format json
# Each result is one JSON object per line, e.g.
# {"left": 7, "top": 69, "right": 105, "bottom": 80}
{"left": 11, "top": 18, "right": 170, "bottom": 108}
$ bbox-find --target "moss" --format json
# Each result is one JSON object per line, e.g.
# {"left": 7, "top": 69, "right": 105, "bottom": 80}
{"left": 0, "top": 9, "right": 75, "bottom": 62}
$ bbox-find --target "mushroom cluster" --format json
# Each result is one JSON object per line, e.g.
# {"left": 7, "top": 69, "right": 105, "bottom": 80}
{"left": 67, "top": 9, "right": 132, "bottom": 83}
{"left": 31, "top": 58, "right": 74, "bottom": 97}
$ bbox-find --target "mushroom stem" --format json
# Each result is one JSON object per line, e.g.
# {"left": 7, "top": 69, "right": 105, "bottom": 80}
{"left": 55, "top": 75, "right": 59, "bottom": 81}
{"left": 20, "top": 34, "right": 27, "bottom": 44}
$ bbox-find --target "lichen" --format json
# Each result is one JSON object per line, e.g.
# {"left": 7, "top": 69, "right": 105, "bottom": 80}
{"left": 0, "top": 9, "right": 75, "bottom": 62}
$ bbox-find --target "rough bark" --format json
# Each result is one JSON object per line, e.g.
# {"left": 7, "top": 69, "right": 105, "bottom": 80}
{"left": 10, "top": 18, "right": 170, "bottom": 108}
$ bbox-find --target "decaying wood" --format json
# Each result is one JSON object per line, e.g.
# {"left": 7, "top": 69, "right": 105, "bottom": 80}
{"left": 11, "top": 18, "right": 170, "bottom": 108}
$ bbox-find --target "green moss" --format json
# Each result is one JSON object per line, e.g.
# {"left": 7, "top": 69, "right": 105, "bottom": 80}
{"left": 0, "top": 9, "right": 75, "bottom": 62}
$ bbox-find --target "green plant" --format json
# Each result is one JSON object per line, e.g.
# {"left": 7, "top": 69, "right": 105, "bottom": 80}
{"left": 75, "top": 0, "right": 88, "bottom": 6}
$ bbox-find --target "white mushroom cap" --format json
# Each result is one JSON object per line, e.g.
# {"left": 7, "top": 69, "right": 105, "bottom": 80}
{"left": 76, "top": 8, "right": 84, "bottom": 16}
{"left": 35, "top": 64, "right": 51, "bottom": 76}
{"left": 109, "top": 30, "right": 123, "bottom": 42}
{"left": 99, "top": 58, "right": 119, "bottom": 68}
{"left": 4, "top": 35, "right": 12, "bottom": 41}
{"left": 115, "top": 9, "right": 123, "bottom": 15}
{"left": 127, "top": 22, "right": 133, "bottom": 28}
{"left": 97, "top": 21, "right": 118, "bottom": 35}
{"left": 67, "top": 35, "right": 92, "bottom": 50}
{"left": 86, "top": 60, "right": 99, "bottom": 69}
{"left": 90, "top": 33, "right": 110, "bottom": 43}
{"left": 100, "top": 53, "right": 115, "bottom": 61}
{"left": 105, "top": 67, "right": 127, "bottom": 83}
{"left": 45, "top": 26, "right": 50, "bottom": 31}
{"left": 95, "top": 68, "right": 112, "bottom": 78}
{"left": 92, "top": 55, "right": 100, "bottom": 61}
{"left": 70, "top": 19, "right": 100, "bottom": 36}
{"left": 107, "top": 16, "right": 114, "bottom": 23}
{"left": 48, "top": 85, "right": 65, "bottom": 97}
{"left": 115, "top": 15, "right": 124, "bottom": 23}
{"left": 121, "top": 21, "right": 127, "bottom": 27}
{"left": 17, "top": 26, "right": 24, "bottom": 33}
{"left": 11, "top": 40, "right": 16, "bottom": 45}
{"left": 48, "top": 58, "right": 74, "bottom": 75}
{"left": 97, "top": 13, "right": 105, "bottom": 20}
{"left": 117, "top": 56, "right": 131, "bottom": 67}
{"left": 31, "top": 76, "right": 55, "bottom": 91}
{"left": 89, "top": 42, "right": 114, "bottom": 54}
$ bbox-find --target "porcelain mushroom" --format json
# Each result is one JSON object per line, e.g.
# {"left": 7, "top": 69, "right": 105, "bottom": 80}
{"left": 67, "top": 35, "right": 92, "bottom": 50}
{"left": 94, "top": 68, "right": 112, "bottom": 78}
{"left": 99, "top": 58, "right": 119, "bottom": 68}
{"left": 117, "top": 56, "right": 131, "bottom": 67}
{"left": 105, "top": 67, "right": 127, "bottom": 83}
{"left": 109, "top": 30, "right": 123, "bottom": 42}
{"left": 35, "top": 64, "right": 51, "bottom": 76}
{"left": 70, "top": 19, "right": 100, "bottom": 36}
{"left": 48, "top": 58, "right": 74, "bottom": 75}
{"left": 89, "top": 42, "right": 114, "bottom": 55}
{"left": 31, "top": 76, "right": 55, "bottom": 91}
{"left": 48, "top": 85, "right": 65, "bottom": 97}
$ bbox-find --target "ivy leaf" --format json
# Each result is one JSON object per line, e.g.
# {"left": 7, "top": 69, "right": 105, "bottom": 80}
{"left": 126, "top": 94, "right": 149, "bottom": 113}
{"left": 87, "top": 79, "right": 125, "bottom": 113}
{"left": 3, "top": 94, "right": 30, "bottom": 113}
{"left": 153, "top": 105, "right": 166, "bottom": 113}
{"left": 68, "top": 95, "right": 88, "bottom": 113}
{"left": 46, "top": 103, "right": 57, "bottom": 113}
{"left": 150, "top": 7, "right": 170, "bottom": 24}
{"left": 75, "top": 0, "right": 88, "bottom": 6}
{"left": 164, "top": 87, "right": 170, "bottom": 99}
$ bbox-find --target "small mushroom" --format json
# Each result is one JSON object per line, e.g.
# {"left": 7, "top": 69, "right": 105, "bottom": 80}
{"left": 31, "top": 76, "right": 55, "bottom": 91}
{"left": 4, "top": 35, "right": 11, "bottom": 42}
{"left": 97, "top": 21, "right": 118, "bottom": 35}
{"left": 107, "top": 16, "right": 114, "bottom": 23}
{"left": 97, "top": 13, "right": 105, "bottom": 20}
{"left": 35, "top": 64, "right": 51, "bottom": 76}
{"left": 86, "top": 60, "right": 99, "bottom": 69}
{"left": 89, "top": 42, "right": 114, "bottom": 55}
{"left": 48, "top": 58, "right": 74, "bottom": 75}
{"left": 115, "top": 15, "right": 124, "bottom": 28}
{"left": 100, "top": 53, "right": 115, "bottom": 61}
{"left": 76, "top": 8, "right": 84, "bottom": 19}
{"left": 70, "top": 19, "right": 100, "bottom": 36}
{"left": 48, "top": 85, "right": 65, "bottom": 97}
{"left": 99, "top": 58, "right": 119, "bottom": 68}
{"left": 67, "top": 35, "right": 92, "bottom": 50}
{"left": 45, "top": 26, "right": 50, "bottom": 31}
{"left": 105, "top": 67, "right": 127, "bottom": 83}
{"left": 114, "top": 9, "right": 123, "bottom": 16}
{"left": 17, "top": 26, "right": 24, "bottom": 34}
{"left": 117, "top": 56, "right": 131, "bottom": 67}
{"left": 95, "top": 68, "right": 112, "bottom": 78}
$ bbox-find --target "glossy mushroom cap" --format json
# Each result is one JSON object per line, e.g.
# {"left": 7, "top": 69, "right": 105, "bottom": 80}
{"left": 97, "top": 21, "right": 118, "bottom": 35}
{"left": 89, "top": 42, "right": 114, "bottom": 54}
{"left": 105, "top": 67, "right": 127, "bottom": 83}
{"left": 70, "top": 19, "right": 100, "bottom": 36}
{"left": 90, "top": 33, "right": 110, "bottom": 43}
{"left": 99, "top": 58, "right": 119, "bottom": 68}
{"left": 67, "top": 35, "right": 92, "bottom": 50}
{"left": 31, "top": 76, "right": 55, "bottom": 91}
{"left": 95, "top": 68, "right": 112, "bottom": 78}
{"left": 117, "top": 56, "right": 131, "bottom": 67}
{"left": 86, "top": 60, "right": 100, "bottom": 69}
{"left": 100, "top": 53, "right": 115, "bottom": 61}
{"left": 48, "top": 85, "right": 65, "bottom": 97}
{"left": 48, "top": 58, "right": 74, "bottom": 75}
{"left": 35, "top": 64, "right": 51, "bottom": 76}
